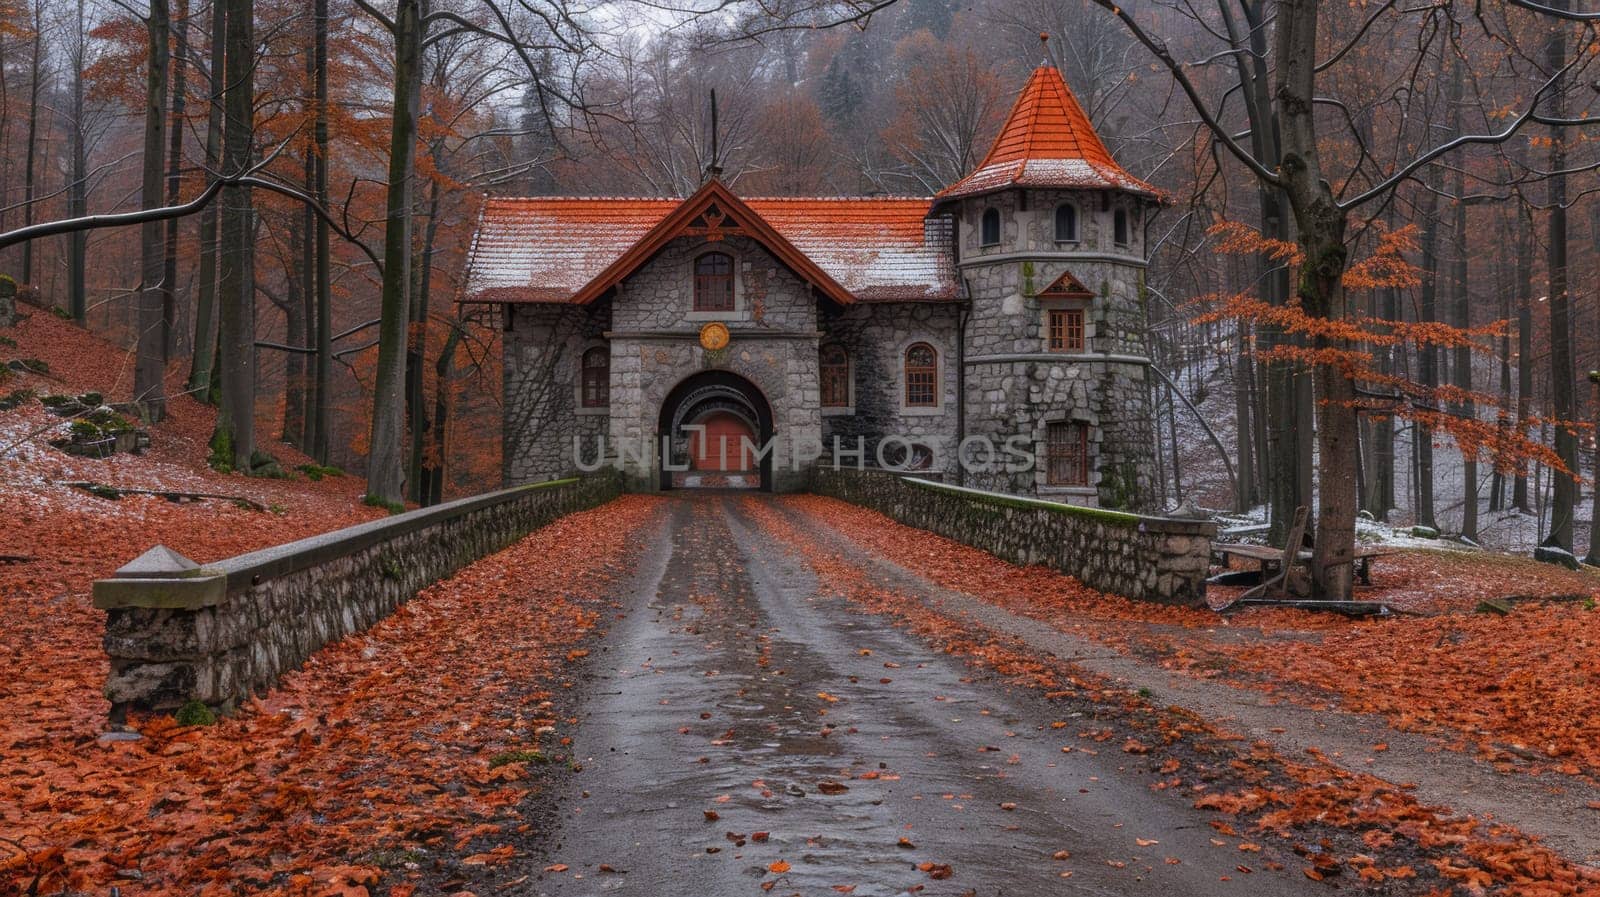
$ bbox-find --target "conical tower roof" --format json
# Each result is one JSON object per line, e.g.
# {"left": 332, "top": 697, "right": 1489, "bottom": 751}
{"left": 937, "top": 65, "right": 1159, "bottom": 202}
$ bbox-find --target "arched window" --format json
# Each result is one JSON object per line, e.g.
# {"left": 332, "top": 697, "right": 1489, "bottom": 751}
{"left": 1113, "top": 208, "right": 1129, "bottom": 247}
{"left": 980, "top": 207, "right": 1001, "bottom": 246}
{"left": 904, "top": 342, "right": 937, "bottom": 407}
{"left": 580, "top": 346, "right": 609, "bottom": 408}
{"left": 1054, "top": 204, "right": 1078, "bottom": 242}
{"left": 693, "top": 252, "right": 734, "bottom": 311}
{"left": 1046, "top": 421, "right": 1089, "bottom": 486}
{"left": 820, "top": 344, "right": 850, "bottom": 408}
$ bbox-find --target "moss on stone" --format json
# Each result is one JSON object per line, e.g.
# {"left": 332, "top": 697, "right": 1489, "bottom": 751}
{"left": 207, "top": 428, "right": 234, "bottom": 473}
{"left": 174, "top": 700, "right": 216, "bottom": 727}
{"left": 488, "top": 748, "right": 550, "bottom": 768}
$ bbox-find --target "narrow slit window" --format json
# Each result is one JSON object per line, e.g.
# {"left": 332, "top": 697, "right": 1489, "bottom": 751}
{"left": 820, "top": 344, "right": 850, "bottom": 408}
{"left": 580, "top": 347, "right": 609, "bottom": 408}
{"left": 980, "top": 208, "right": 1001, "bottom": 246}
{"left": 1113, "top": 208, "right": 1129, "bottom": 247}
{"left": 1054, "top": 204, "right": 1078, "bottom": 242}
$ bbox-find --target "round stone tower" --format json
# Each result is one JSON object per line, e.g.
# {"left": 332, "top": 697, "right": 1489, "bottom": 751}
{"left": 934, "top": 62, "right": 1162, "bottom": 509}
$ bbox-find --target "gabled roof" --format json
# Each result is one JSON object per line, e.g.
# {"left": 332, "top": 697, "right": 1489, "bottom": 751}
{"left": 462, "top": 181, "right": 960, "bottom": 305}
{"left": 936, "top": 65, "right": 1159, "bottom": 204}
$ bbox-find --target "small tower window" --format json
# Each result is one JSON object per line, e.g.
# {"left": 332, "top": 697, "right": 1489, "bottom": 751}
{"left": 905, "top": 343, "right": 937, "bottom": 407}
{"left": 1046, "top": 421, "right": 1090, "bottom": 486}
{"left": 1113, "top": 208, "right": 1130, "bottom": 247}
{"left": 580, "top": 346, "right": 609, "bottom": 408}
{"left": 1047, "top": 308, "right": 1085, "bottom": 352}
{"left": 980, "top": 208, "right": 1001, "bottom": 247}
{"left": 820, "top": 344, "right": 850, "bottom": 408}
{"left": 1054, "top": 204, "right": 1078, "bottom": 242}
{"left": 693, "top": 252, "right": 735, "bottom": 311}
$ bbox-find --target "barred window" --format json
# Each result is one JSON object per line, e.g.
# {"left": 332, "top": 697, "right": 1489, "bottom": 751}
{"left": 1047, "top": 308, "right": 1085, "bottom": 352}
{"left": 905, "top": 343, "right": 937, "bottom": 407}
{"left": 820, "top": 344, "right": 850, "bottom": 408}
{"left": 580, "top": 347, "right": 609, "bottom": 408}
{"left": 1046, "top": 421, "right": 1090, "bottom": 486}
{"left": 693, "top": 252, "right": 734, "bottom": 311}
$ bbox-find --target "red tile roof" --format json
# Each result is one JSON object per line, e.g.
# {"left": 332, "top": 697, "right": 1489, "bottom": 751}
{"left": 936, "top": 65, "right": 1158, "bottom": 202}
{"left": 463, "top": 188, "right": 959, "bottom": 305}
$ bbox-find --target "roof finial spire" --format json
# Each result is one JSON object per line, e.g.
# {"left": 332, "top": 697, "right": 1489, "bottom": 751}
{"left": 704, "top": 89, "right": 724, "bottom": 182}
{"left": 1039, "top": 32, "right": 1051, "bottom": 68}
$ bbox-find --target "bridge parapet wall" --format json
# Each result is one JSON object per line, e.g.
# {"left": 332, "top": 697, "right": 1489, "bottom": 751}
{"left": 810, "top": 468, "right": 1214, "bottom": 605}
{"left": 93, "top": 474, "right": 621, "bottom": 719}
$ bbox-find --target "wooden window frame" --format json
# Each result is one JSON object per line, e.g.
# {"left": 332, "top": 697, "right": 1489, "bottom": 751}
{"left": 820, "top": 344, "right": 850, "bottom": 408}
{"left": 904, "top": 342, "right": 938, "bottom": 408}
{"left": 1054, "top": 203, "right": 1078, "bottom": 243}
{"left": 1047, "top": 307, "right": 1086, "bottom": 353}
{"left": 980, "top": 207, "right": 1001, "bottom": 247}
{"left": 579, "top": 346, "right": 610, "bottom": 409}
{"left": 693, "top": 251, "right": 735, "bottom": 312}
{"left": 1045, "top": 421, "right": 1090, "bottom": 487}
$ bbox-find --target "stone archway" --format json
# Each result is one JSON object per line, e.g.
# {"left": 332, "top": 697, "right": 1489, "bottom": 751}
{"left": 657, "top": 370, "right": 774, "bottom": 491}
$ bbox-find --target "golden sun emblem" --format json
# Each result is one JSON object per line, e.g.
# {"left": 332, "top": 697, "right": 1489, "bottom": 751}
{"left": 699, "top": 321, "right": 730, "bottom": 351}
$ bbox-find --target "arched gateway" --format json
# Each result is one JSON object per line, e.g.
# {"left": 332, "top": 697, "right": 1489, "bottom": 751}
{"left": 657, "top": 370, "right": 774, "bottom": 491}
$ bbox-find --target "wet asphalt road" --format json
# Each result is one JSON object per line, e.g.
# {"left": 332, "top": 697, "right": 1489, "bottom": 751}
{"left": 529, "top": 495, "right": 1312, "bottom": 896}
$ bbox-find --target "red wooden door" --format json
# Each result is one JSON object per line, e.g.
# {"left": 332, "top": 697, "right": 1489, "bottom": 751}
{"left": 689, "top": 412, "right": 755, "bottom": 471}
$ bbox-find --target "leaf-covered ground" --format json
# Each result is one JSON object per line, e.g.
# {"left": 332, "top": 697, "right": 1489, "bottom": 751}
{"left": 760, "top": 496, "right": 1600, "bottom": 896}
{"left": 0, "top": 495, "right": 662, "bottom": 894}
{"left": 777, "top": 494, "right": 1600, "bottom": 781}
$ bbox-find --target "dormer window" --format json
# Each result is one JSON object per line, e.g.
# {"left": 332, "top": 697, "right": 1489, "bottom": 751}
{"left": 693, "top": 252, "right": 734, "bottom": 311}
{"left": 980, "top": 208, "right": 1001, "bottom": 247}
{"left": 1054, "top": 204, "right": 1078, "bottom": 242}
{"left": 1113, "top": 208, "right": 1130, "bottom": 248}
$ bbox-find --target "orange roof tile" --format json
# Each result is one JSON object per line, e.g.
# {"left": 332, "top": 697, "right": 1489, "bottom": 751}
{"left": 463, "top": 188, "right": 959, "bottom": 305}
{"left": 937, "top": 65, "right": 1158, "bottom": 202}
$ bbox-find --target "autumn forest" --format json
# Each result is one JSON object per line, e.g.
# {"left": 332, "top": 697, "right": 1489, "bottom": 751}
{"left": 3, "top": 0, "right": 1600, "bottom": 894}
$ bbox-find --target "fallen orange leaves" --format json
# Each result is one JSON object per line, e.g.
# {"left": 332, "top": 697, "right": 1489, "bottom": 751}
{"left": 1, "top": 491, "right": 662, "bottom": 895}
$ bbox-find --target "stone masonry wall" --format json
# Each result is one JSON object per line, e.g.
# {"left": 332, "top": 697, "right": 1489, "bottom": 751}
{"left": 503, "top": 302, "right": 611, "bottom": 485}
{"left": 819, "top": 301, "right": 959, "bottom": 476}
{"left": 953, "top": 188, "right": 1158, "bottom": 508}
{"left": 811, "top": 467, "right": 1214, "bottom": 605}
{"left": 95, "top": 474, "right": 622, "bottom": 717}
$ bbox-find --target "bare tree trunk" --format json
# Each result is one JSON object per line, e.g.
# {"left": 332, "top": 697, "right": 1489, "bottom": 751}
{"left": 187, "top": 0, "right": 224, "bottom": 398}
{"left": 212, "top": 0, "right": 255, "bottom": 471}
{"left": 311, "top": 0, "right": 331, "bottom": 463}
{"left": 1415, "top": 182, "right": 1441, "bottom": 529}
{"left": 408, "top": 157, "right": 444, "bottom": 504}
{"left": 21, "top": 2, "right": 43, "bottom": 286}
{"left": 1220, "top": 0, "right": 1302, "bottom": 536}
{"left": 430, "top": 320, "right": 464, "bottom": 505}
{"left": 67, "top": 0, "right": 87, "bottom": 324}
{"left": 1448, "top": 50, "right": 1477, "bottom": 541}
{"left": 163, "top": 0, "right": 189, "bottom": 362}
{"left": 296, "top": 15, "right": 317, "bottom": 456}
{"left": 1545, "top": 3, "right": 1577, "bottom": 552}
{"left": 1512, "top": 200, "right": 1534, "bottom": 511}
{"left": 1275, "top": 0, "right": 1356, "bottom": 600}
{"left": 365, "top": 0, "right": 423, "bottom": 503}
{"left": 281, "top": 226, "right": 307, "bottom": 446}
{"left": 136, "top": 0, "right": 171, "bottom": 419}
{"left": 1588, "top": 372, "right": 1600, "bottom": 566}
{"left": 1489, "top": 212, "right": 1512, "bottom": 513}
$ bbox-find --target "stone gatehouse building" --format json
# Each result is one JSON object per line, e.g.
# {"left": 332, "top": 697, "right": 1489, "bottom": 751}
{"left": 462, "top": 64, "right": 1162, "bottom": 509}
